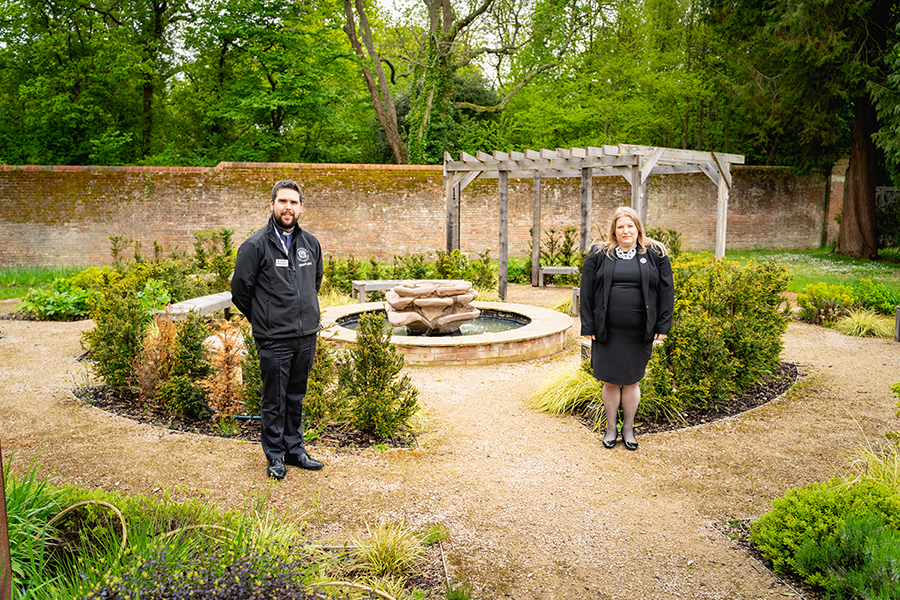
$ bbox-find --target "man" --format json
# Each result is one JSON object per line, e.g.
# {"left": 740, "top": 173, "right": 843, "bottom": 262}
{"left": 231, "top": 179, "right": 324, "bottom": 479}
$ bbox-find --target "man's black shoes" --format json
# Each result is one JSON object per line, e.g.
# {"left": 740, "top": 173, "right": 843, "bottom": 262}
{"left": 285, "top": 450, "right": 324, "bottom": 471}
{"left": 267, "top": 457, "right": 286, "bottom": 480}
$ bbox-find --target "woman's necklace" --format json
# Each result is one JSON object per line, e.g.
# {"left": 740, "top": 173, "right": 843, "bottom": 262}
{"left": 615, "top": 245, "right": 636, "bottom": 260}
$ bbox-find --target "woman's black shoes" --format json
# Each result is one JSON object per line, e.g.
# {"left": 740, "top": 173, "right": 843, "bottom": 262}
{"left": 621, "top": 428, "right": 638, "bottom": 451}
{"left": 602, "top": 428, "right": 618, "bottom": 449}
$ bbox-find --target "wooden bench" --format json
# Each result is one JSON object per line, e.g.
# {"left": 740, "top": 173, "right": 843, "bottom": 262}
{"left": 162, "top": 291, "right": 234, "bottom": 320}
{"left": 350, "top": 280, "right": 404, "bottom": 303}
{"left": 539, "top": 266, "right": 578, "bottom": 287}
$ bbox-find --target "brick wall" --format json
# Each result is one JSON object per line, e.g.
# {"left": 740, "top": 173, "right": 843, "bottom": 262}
{"left": 0, "top": 161, "right": 831, "bottom": 267}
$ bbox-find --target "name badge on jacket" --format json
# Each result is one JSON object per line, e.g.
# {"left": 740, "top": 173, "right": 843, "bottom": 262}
{"left": 276, "top": 259, "right": 289, "bottom": 267}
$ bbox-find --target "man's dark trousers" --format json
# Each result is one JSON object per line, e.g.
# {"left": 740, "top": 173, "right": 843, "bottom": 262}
{"left": 256, "top": 333, "right": 317, "bottom": 461}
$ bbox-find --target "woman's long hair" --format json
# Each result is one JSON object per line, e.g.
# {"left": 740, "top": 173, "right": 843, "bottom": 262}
{"left": 596, "top": 206, "right": 668, "bottom": 258}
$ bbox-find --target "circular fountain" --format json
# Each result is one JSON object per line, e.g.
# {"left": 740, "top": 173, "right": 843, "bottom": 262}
{"left": 320, "top": 281, "right": 573, "bottom": 366}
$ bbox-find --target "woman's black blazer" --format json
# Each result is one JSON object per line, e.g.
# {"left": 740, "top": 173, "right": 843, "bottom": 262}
{"left": 579, "top": 244, "right": 675, "bottom": 343}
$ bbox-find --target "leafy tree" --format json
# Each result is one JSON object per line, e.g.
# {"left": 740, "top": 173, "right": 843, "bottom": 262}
{"left": 709, "top": 0, "right": 899, "bottom": 259}
{"left": 343, "top": 0, "right": 580, "bottom": 164}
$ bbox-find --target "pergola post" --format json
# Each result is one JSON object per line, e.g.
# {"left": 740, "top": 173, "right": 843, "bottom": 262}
{"left": 630, "top": 162, "right": 642, "bottom": 213}
{"left": 444, "top": 175, "right": 456, "bottom": 252}
{"left": 532, "top": 173, "right": 542, "bottom": 286}
{"left": 499, "top": 170, "right": 509, "bottom": 300}
{"left": 715, "top": 173, "right": 729, "bottom": 259}
{"left": 580, "top": 167, "right": 592, "bottom": 252}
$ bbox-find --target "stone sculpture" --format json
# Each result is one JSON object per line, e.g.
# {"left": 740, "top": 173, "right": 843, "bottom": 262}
{"left": 384, "top": 280, "right": 480, "bottom": 335}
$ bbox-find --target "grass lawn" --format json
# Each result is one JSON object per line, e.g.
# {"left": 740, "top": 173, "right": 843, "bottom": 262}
{"left": 715, "top": 248, "right": 900, "bottom": 294}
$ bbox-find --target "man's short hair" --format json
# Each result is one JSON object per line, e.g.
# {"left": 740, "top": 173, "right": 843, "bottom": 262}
{"left": 271, "top": 180, "right": 302, "bottom": 204}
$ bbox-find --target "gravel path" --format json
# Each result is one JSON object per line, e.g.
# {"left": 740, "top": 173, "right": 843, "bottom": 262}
{"left": 1, "top": 287, "right": 898, "bottom": 599}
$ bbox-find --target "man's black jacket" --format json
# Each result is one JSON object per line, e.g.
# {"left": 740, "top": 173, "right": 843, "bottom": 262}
{"left": 231, "top": 216, "right": 323, "bottom": 340}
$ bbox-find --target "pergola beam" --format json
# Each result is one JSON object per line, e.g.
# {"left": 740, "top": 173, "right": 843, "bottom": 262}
{"left": 443, "top": 144, "right": 745, "bottom": 295}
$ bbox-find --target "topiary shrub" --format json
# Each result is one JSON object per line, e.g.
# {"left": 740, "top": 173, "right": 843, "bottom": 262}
{"left": 303, "top": 336, "right": 349, "bottom": 435}
{"left": 81, "top": 286, "right": 153, "bottom": 399}
{"left": 645, "top": 256, "right": 791, "bottom": 414}
{"left": 749, "top": 478, "right": 900, "bottom": 576}
{"left": 338, "top": 312, "right": 419, "bottom": 438}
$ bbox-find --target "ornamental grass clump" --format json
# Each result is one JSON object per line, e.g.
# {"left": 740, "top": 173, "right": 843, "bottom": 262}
{"left": 834, "top": 308, "right": 895, "bottom": 338}
{"left": 527, "top": 367, "right": 601, "bottom": 415}
{"left": 351, "top": 518, "right": 425, "bottom": 581}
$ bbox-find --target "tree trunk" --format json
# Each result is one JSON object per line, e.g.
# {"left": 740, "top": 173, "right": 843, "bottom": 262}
{"left": 835, "top": 95, "right": 879, "bottom": 259}
{"left": 342, "top": 0, "right": 408, "bottom": 164}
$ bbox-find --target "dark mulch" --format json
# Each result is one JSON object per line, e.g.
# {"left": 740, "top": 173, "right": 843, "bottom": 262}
{"left": 73, "top": 385, "right": 416, "bottom": 450}
{"left": 575, "top": 362, "right": 801, "bottom": 435}
{"left": 711, "top": 518, "right": 820, "bottom": 600}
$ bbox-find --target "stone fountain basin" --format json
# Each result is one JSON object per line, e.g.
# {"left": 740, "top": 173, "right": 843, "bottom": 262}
{"left": 320, "top": 301, "right": 573, "bottom": 366}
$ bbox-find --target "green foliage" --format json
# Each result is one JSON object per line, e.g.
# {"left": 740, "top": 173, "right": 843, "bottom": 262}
{"left": 3, "top": 455, "right": 64, "bottom": 593}
{"left": 797, "top": 282, "right": 856, "bottom": 325}
{"left": 749, "top": 478, "right": 900, "bottom": 576}
{"left": 0, "top": 266, "right": 85, "bottom": 301}
{"left": 852, "top": 278, "right": 900, "bottom": 316}
{"left": 648, "top": 256, "right": 791, "bottom": 412}
{"left": 14, "top": 279, "right": 94, "bottom": 320}
{"left": 506, "top": 257, "right": 532, "bottom": 284}
{"left": 156, "top": 312, "right": 212, "bottom": 419}
{"left": 434, "top": 249, "right": 496, "bottom": 290}
{"left": 81, "top": 287, "right": 152, "bottom": 398}
{"left": 158, "top": 374, "right": 210, "bottom": 420}
{"left": 540, "top": 227, "right": 580, "bottom": 267}
{"left": 239, "top": 322, "right": 263, "bottom": 417}
{"left": 392, "top": 253, "right": 433, "bottom": 280}
{"left": 646, "top": 227, "right": 683, "bottom": 259}
{"left": 835, "top": 309, "right": 896, "bottom": 338}
{"left": 303, "top": 337, "right": 348, "bottom": 427}
{"left": 191, "top": 227, "right": 236, "bottom": 292}
{"left": 338, "top": 312, "right": 419, "bottom": 438}
{"left": 795, "top": 512, "right": 900, "bottom": 599}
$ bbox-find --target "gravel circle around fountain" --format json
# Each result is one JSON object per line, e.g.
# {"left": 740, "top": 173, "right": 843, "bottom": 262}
{"left": 2, "top": 285, "right": 899, "bottom": 599}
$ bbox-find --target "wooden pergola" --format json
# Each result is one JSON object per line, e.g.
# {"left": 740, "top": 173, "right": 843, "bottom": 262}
{"left": 443, "top": 144, "right": 745, "bottom": 299}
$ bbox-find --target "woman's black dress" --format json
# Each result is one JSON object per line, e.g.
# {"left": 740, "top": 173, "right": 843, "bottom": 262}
{"left": 591, "top": 255, "right": 653, "bottom": 385}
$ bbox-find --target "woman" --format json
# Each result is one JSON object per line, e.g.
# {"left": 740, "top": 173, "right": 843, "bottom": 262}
{"left": 580, "top": 206, "right": 674, "bottom": 450}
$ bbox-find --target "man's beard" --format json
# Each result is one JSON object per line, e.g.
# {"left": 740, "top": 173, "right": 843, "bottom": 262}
{"left": 274, "top": 211, "right": 295, "bottom": 230}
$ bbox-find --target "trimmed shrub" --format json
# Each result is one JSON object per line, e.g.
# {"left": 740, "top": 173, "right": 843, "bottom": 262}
{"left": 81, "top": 287, "right": 153, "bottom": 399}
{"left": 338, "top": 312, "right": 419, "bottom": 438}
{"left": 749, "top": 478, "right": 900, "bottom": 576}
{"left": 645, "top": 256, "right": 791, "bottom": 413}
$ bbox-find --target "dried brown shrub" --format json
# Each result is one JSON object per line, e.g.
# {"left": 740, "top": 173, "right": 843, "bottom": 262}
{"left": 201, "top": 318, "right": 246, "bottom": 419}
{"left": 132, "top": 313, "right": 178, "bottom": 406}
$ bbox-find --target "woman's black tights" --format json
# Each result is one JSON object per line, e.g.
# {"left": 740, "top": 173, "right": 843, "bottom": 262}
{"left": 602, "top": 382, "right": 641, "bottom": 445}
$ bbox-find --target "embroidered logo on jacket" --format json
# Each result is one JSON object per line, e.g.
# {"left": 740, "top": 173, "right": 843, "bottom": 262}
{"left": 297, "top": 247, "right": 313, "bottom": 268}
